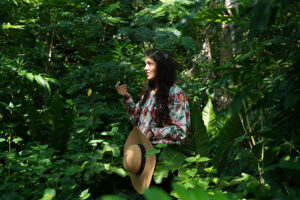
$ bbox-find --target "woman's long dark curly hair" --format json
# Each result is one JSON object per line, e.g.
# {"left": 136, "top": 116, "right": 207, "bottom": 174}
{"left": 137, "top": 49, "right": 177, "bottom": 127}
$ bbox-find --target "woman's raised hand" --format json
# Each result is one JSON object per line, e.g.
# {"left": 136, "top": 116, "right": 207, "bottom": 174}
{"left": 115, "top": 81, "right": 131, "bottom": 99}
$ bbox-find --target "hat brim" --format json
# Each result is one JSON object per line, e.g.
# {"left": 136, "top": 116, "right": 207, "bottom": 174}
{"left": 123, "top": 127, "right": 156, "bottom": 194}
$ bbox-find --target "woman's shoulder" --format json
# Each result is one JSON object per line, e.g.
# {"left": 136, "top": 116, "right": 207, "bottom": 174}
{"left": 169, "top": 83, "right": 189, "bottom": 105}
{"left": 169, "top": 83, "right": 185, "bottom": 95}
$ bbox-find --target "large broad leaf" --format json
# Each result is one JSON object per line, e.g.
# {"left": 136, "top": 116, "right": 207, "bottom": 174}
{"left": 202, "top": 97, "right": 217, "bottom": 137}
{"left": 190, "top": 103, "right": 209, "bottom": 156}
{"left": 35, "top": 75, "right": 51, "bottom": 95}
{"left": 144, "top": 187, "right": 172, "bottom": 200}
{"left": 171, "top": 183, "right": 210, "bottom": 200}
{"left": 213, "top": 95, "right": 242, "bottom": 171}
{"left": 153, "top": 167, "right": 169, "bottom": 184}
{"left": 153, "top": 146, "right": 186, "bottom": 184}
{"left": 46, "top": 90, "right": 74, "bottom": 151}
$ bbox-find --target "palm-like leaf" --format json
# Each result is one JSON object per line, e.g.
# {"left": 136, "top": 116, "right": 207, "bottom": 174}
{"left": 202, "top": 97, "right": 217, "bottom": 138}
{"left": 213, "top": 95, "right": 243, "bottom": 172}
{"left": 153, "top": 146, "right": 186, "bottom": 184}
{"left": 190, "top": 103, "right": 209, "bottom": 156}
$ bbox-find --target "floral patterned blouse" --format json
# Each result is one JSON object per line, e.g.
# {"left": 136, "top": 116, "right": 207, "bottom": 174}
{"left": 124, "top": 84, "right": 190, "bottom": 144}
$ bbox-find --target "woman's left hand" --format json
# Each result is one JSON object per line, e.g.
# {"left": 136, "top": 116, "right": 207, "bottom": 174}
{"left": 145, "top": 131, "right": 153, "bottom": 140}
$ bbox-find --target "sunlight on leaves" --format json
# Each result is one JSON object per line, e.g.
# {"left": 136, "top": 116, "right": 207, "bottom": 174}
{"left": 40, "top": 188, "right": 56, "bottom": 200}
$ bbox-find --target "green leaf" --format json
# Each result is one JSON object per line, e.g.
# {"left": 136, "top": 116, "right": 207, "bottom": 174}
{"left": 172, "top": 183, "right": 210, "bottom": 200}
{"left": 181, "top": 36, "right": 196, "bottom": 51}
{"left": 40, "top": 159, "right": 51, "bottom": 164}
{"left": 153, "top": 146, "right": 186, "bottom": 183}
{"left": 2, "top": 23, "right": 25, "bottom": 29}
{"left": 45, "top": 77, "right": 60, "bottom": 86}
{"left": 185, "top": 157, "right": 196, "bottom": 163}
{"left": 186, "top": 168, "right": 197, "bottom": 177}
{"left": 214, "top": 95, "right": 242, "bottom": 171}
{"left": 25, "top": 72, "right": 34, "bottom": 82}
{"left": 104, "top": 2, "right": 121, "bottom": 13}
{"left": 89, "top": 139, "right": 104, "bottom": 147}
{"left": 110, "top": 167, "right": 127, "bottom": 177}
{"left": 266, "top": 161, "right": 300, "bottom": 171}
{"left": 190, "top": 103, "right": 209, "bottom": 156}
{"left": 283, "top": 93, "right": 300, "bottom": 109}
{"left": 153, "top": 167, "right": 169, "bottom": 184}
{"left": 160, "top": 146, "right": 186, "bottom": 168}
{"left": 236, "top": 49, "right": 255, "bottom": 61}
{"left": 145, "top": 148, "right": 160, "bottom": 156}
{"left": 40, "top": 188, "right": 56, "bottom": 200}
{"left": 100, "top": 195, "right": 123, "bottom": 200}
{"left": 18, "top": 69, "right": 26, "bottom": 76}
{"left": 198, "top": 157, "right": 211, "bottom": 162}
{"left": 211, "top": 191, "right": 229, "bottom": 200}
{"left": 0, "top": 138, "right": 5, "bottom": 143}
{"left": 202, "top": 97, "right": 216, "bottom": 137}
{"left": 102, "top": 143, "right": 120, "bottom": 157}
{"left": 100, "top": 131, "right": 110, "bottom": 135}
{"left": 79, "top": 189, "right": 91, "bottom": 200}
{"left": 12, "top": 0, "right": 18, "bottom": 6}
{"left": 144, "top": 187, "right": 172, "bottom": 200}
{"left": 155, "top": 143, "right": 168, "bottom": 148}
{"left": 35, "top": 75, "right": 51, "bottom": 95}
{"left": 12, "top": 137, "right": 23, "bottom": 143}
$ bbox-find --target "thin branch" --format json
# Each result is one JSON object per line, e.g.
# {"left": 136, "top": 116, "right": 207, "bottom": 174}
{"left": 258, "top": 108, "right": 265, "bottom": 184}
{"left": 46, "top": 10, "right": 58, "bottom": 74}
{"left": 242, "top": 99, "right": 256, "bottom": 146}
{"left": 238, "top": 112, "right": 253, "bottom": 148}
{"left": 283, "top": 138, "right": 300, "bottom": 155}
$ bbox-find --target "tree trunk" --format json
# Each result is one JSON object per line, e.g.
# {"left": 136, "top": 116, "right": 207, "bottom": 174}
{"left": 220, "top": 0, "right": 236, "bottom": 64}
{"left": 202, "top": 25, "right": 212, "bottom": 62}
{"left": 44, "top": 10, "right": 57, "bottom": 108}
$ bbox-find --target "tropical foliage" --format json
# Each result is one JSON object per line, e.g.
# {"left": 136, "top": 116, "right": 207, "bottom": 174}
{"left": 0, "top": 0, "right": 299, "bottom": 199}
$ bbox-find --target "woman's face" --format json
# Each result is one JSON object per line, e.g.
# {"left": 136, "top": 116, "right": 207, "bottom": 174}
{"left": 144, "top": 56, "right": 156, "bottom": 80}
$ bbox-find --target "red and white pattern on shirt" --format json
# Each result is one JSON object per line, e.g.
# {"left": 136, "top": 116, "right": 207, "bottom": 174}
{"left": 124, "top": 84, "right": 191, "bottom": 145}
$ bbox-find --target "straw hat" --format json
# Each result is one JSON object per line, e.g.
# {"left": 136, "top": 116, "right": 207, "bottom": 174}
{"left": 123, "top": 127, "right": 156, "bottom": 194}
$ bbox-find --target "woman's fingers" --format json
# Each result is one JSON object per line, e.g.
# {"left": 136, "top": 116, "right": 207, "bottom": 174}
{"left": 115, "top": 82, "right": 128, "bottom": 89}
{"left": 115, "top": 82, "right": 129, "bottom": 97}
{"left": 120, "top": 85, "right": 127, "bottom": 90}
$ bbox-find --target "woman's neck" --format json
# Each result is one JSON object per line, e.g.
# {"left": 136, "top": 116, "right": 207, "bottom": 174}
{"left": 147, "top": 80, "right": 159, "bottom": 93}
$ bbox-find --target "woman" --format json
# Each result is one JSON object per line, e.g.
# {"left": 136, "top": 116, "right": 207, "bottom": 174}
{"left": 115, "top": 49, "right": 190, "bottom": 144}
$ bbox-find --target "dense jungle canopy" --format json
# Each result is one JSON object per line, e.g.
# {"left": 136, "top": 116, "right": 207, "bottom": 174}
{"left": 0, "top": 0, "right": 300, "bottom": 199}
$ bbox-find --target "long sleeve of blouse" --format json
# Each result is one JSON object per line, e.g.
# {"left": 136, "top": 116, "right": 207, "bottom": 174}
{"left": 123, "top": 84, "right": 190, "bottom": 144}
{"left": 123, "top": 96, "right": 141, "bottom": 125}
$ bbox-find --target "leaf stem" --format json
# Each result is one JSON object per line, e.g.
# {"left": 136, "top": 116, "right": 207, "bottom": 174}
{"left": 242, "top": 99, "right": 256, "bottom": 146}
{"left": 258, "top": 108, "right": 265, "bottom": 184}
{"left": 238, "top": 112, "right": 253, "bottom": 148}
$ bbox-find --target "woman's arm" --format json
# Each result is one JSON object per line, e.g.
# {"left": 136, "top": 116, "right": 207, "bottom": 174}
{"left": 123, "top": 96, "right": 141, "bottom": 125}
{"left": 115, "top": 82, "right": 141, "bottom": 125}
